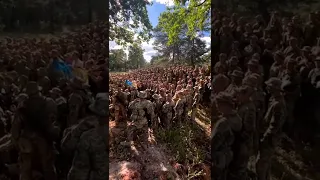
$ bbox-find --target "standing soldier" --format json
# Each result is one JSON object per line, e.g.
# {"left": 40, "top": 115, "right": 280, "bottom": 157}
{"left": 162, "top": 94, "right": 174, "bottom": 128}
{"left": 211, "top": 92, "right": 242, "bottom": 180}
{"left": 228, "top": 85, "right": 256, "bottom": 180}
{"left": 67, "top": 93, "right": 109, "bottom": 180}
{"left": 256, "top": 78, "right": 286, "bottom": 180}
{"left": 191, "top": 86, "right": 201, "bottom": 121}
{"left": 173, "top": 91, "right": 185, "bottom": 125}
{"left": 11, "top": 81, "right": 59, "bottom": 180}
{"left": 225, "top": 70, "right": 244, "bottom": 97}
{"left": 127, "top": 91, "right": 155, "bottom": 144}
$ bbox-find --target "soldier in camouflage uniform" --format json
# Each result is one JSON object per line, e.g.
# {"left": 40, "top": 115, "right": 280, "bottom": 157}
{"left": 228, "top": 85, "right": 256, "bottom": 180}
{"left": 243, "top": 73, "right": 265, "bottom": 154}
{"left": 211, "top": 92, "right": 242, "bottom": 180}
{"left": 225, "top": 70, "right": 244, "bottom": 97}
{"left": 211, "top": 74, "right": 230, "bottom": 124}
{"left": 67, "top": 77, "right": 90, "bottom": 127}
{"left": 191, "top": 86, "right": 201, "bottom": 121}
{"left": 162, "top": 93, "right": 174, "bottom": 128}
{"left": 256, "top": 78, "right": 286, "bottom": 180}
{"left": 11, "top": 81, "right": 59, "bottom": 180}
{"left": 173, "top": 90, "right": 185, "bottom": 125}
{"left": 66, "top": 93, "right": 108, "bottom": 180}
{"left": 127, "top": 91, "right": 155, "bottom": 143}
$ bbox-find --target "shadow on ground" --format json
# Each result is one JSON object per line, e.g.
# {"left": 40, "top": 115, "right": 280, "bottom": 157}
{"left": 109, "top": 106, "right": 211, "bottom": 179}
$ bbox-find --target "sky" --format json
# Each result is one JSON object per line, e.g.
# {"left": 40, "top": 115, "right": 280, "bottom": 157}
{"left": 109, "top": 0, "right": 211, "bottom": 62}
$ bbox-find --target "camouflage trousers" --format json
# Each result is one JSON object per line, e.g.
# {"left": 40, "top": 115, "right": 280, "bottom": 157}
{"left": 212, "top": 149, "right": 233, "bottom": 180}
{"left": 228, "top": 141, "right": 251, "bottom": 180}
{"left": 18, "top": 136, "right": 57, "bottom": 180}
{"left": 161, "top": 114, "right": 172, "bottom": 128}
{"left": 127, "top": 123, "right": 149, "bottom": 143}
{"left": 256, "top": 138, "right": 277, "bottom": 180}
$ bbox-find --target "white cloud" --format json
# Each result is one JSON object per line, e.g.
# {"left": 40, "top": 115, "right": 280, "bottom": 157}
{"left": 200, "top": 36, "right": 211, "bottom": 48}
{"left": 151, "top": 0, "right": 175, "bottom": 6}
{"left": 109, "top": 38, "right": 157, "bottom": 62}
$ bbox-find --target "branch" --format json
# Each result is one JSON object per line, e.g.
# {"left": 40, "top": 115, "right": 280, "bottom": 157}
{"left": 194, "top": 0, "right": 208, "bottom": 7}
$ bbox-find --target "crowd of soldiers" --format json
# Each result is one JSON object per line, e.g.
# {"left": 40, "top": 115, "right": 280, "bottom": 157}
{"left": 211, "top": 10, "right": 320, "bottom": 180}
{"left": 0, "top": 21, "right": 109, "bottom": 180}
{"left": 109, "top": 65, "right": 211, "bottom": 147}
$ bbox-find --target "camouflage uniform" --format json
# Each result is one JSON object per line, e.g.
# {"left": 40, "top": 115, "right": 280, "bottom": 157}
{"left": 256, "top": 78, "right": 286, "bottom": 180}
{"left": 12, "top": 82, "right": 59, "bottom": 180}
{"left": 191, "top": 86, "right": 201, "bottom": 121}
{"left": 66, "top": 93, "right": 109, "bottom": 180}
{"left": 162, "top": 99, "right": 174, "bottom": 128}
{"left": 211, "top": 92, "right": 242, "bottom": 180}
{"left": 243, "top": 74, "right": 265, "bottom": 153}
{"left": 173, "top": 91, "right": 185, "bottom": 125}
{"left": 225, "top": 70, "right": 244, "bottom": 97}
{"left": 228, "top": 86, "right": 256, "bottom": 180}
{"left": 211, "top": 74, "right": 230, "bottom": 124}
{"left": 127, "top": 91, "right": 155, "bottom": 142}
{"left": 67, "top": 78, "right": 90, "bottom": 127}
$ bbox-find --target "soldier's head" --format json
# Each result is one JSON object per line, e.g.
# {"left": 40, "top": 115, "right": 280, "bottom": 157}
{"left": 25, "top": 81, "right": 42, "bottom": 97}
{"left": 229, "top": 56, "right": 239, "bottom": 66}
{"left": 230, "top": 70, "right": 244, "bottom": 85}
{"left": 236, "top": 85, "right": 254, "bottom": 103}
{"left": 216, "top": 92, "right": 234, "bottom": 114}
{"left": 137, "top": 91, "right": 147, "bottom": 99}
{"left": 265, "top": 78, "right": 282, "bottom": 94}
{"left": 219, "top": 53, "right": 227, "bottom": 62}
{"left": 49, "top": 87, "right": 62, "bottom": 99}
{"left": 243, "top": 74, "right": 259, "bottom": 89}
{"left": 247, "top": 59, "right": 259, "bottom": 72}
{"left": 89, "top": 93, "right": 109, "bottom": 121}
{"left": 273, "top": 51, "right": 283, "bottom": 63}
{"left": 212, "top": 74, "right": 229, "bottom": 93}
{"left": 301, "top": 46, "right": 311, "bottom": 57}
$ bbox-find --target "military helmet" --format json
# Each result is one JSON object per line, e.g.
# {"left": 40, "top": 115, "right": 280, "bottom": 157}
{"left": 137, "top": 91, "right": 147, "bottom": 99}
{"left": 25, "top": 81, "right": 42, "bottom": 96}
{"left": 265, "top": 77, "right": 282, "bottom": 90}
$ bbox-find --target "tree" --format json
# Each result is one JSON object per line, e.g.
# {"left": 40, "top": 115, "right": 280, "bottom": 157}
{"left": 128, "top": 43, "right": 146, "bottom": 69}
{"left": 158, "top": 0, "right": 211, "bottom": 45}
{"left": 153, "top": 23, "right": 209, "bottom": 65}
{"left": 109, "top": 0, "right": 153, "bottom": 46}
{"left": 109, "top": 49, "right": 127, "bottom": 71}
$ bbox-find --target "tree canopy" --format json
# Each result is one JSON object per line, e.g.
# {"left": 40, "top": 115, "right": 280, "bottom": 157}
{"left": 158, "top": 0, "right": 211, "bottom": 45}
{"left": 109, "top": 0, "right": 153, "bottom": 46}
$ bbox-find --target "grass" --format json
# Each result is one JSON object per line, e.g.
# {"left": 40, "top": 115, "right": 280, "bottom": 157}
{"left": 154, "top": 107, "right": 211, "bottom": 179}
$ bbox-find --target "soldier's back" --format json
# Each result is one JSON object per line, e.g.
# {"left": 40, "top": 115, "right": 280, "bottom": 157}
{"left": 68, "top": 125, "right": 108, "bottom": 180}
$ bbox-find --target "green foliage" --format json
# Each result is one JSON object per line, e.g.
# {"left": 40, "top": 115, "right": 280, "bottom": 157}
{"left": 155, "top": 122, "right": 206, "bottom": 165}
{"left": 109, "top": 0, "right": 153, "bottom": 46}
{"left": 153, "top": 23, "right": 209, "bottom": 65}
{"left": 128, "top": 43, "right": 146, "bottom": 69}
{"left": 158, "top": 0, "right": 211, "bottom": 45}
{"left": 109, "top": 49, "right": 127, "bottom": 71}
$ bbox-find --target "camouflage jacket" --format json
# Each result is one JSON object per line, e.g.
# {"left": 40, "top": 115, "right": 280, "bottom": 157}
{"left": 68, "top": 125, "right": 108, "bottom": 180}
